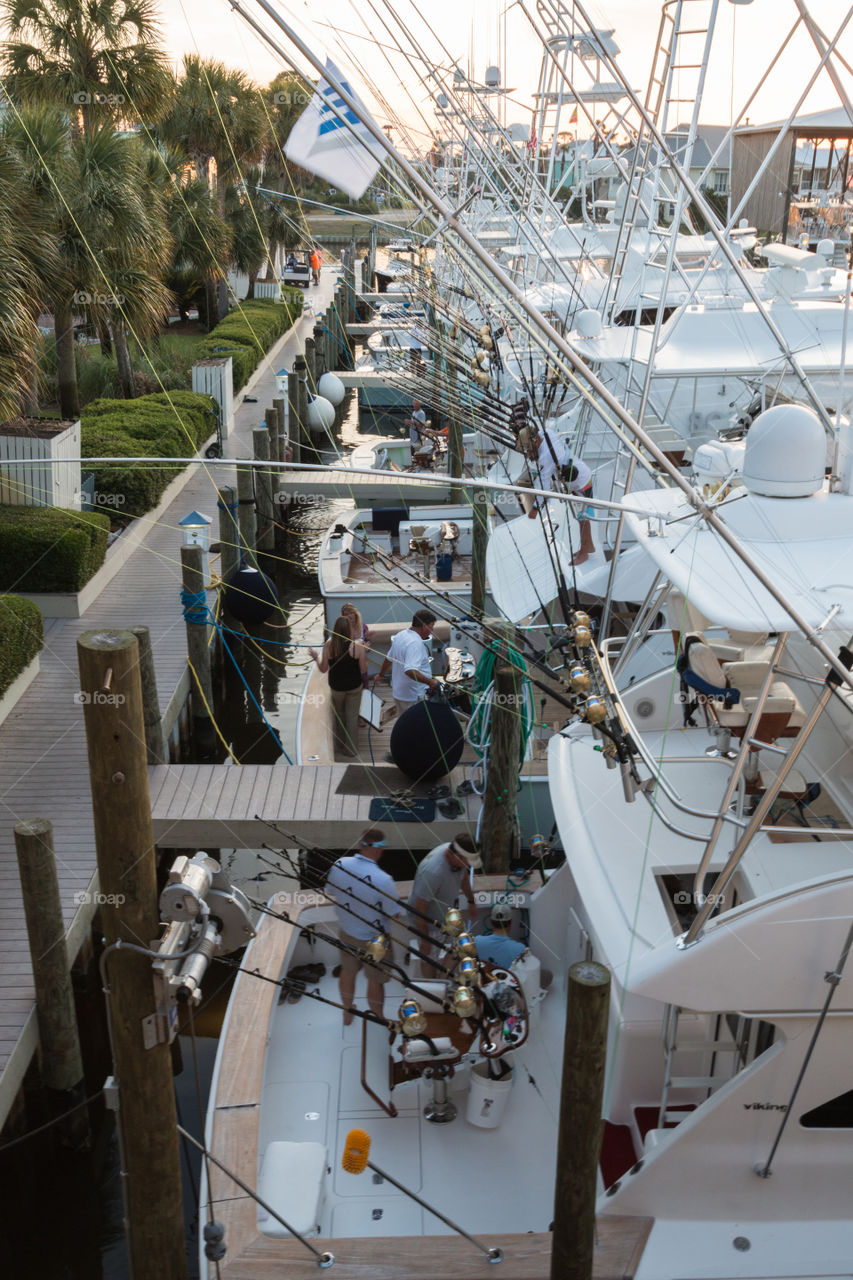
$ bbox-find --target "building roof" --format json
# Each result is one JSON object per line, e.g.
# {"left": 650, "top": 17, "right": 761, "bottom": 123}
{"left": 735, "top": 105, "right": 853, "bottom": 134}
{"left": 664, "top": 123, "right": 732, "bottom": 170}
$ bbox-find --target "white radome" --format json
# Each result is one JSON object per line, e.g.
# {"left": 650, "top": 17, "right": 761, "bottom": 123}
{"left": 307, "top": 396, "right": 335, "bottom": 430}
{"left": 317, "top": 372, "right": 345, "bottom": 406}
{"left": 742, "top": 403, "right": 826, "bottom": 498}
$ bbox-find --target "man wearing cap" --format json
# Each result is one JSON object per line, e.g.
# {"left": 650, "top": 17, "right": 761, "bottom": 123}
{"left": 325, "top": 828, "right": 404, "bottom": 1023}
{"left": 516, "top": 424, "right": 595, "bottom": 565}
{"left": 407, "top": 834, "right": 481, "bottom": 976}
{"left": 475, "top": 903, "right": 526, "bottom": 968}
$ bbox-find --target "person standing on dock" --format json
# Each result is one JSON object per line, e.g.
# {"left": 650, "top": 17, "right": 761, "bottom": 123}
{"left": 325, "top": 829, "right": 404, "bottom": 1023}
{"left": 310, "top": 246, "right": 321, "bottom": 285}
{"left": 376, "top": 610, "right": 438, "bottom": 716}
{"left": 407, "top": 835, "right": 481, "bottom": 976}
{"left": 309, "top": 616, "right": 368, "bottom": 758}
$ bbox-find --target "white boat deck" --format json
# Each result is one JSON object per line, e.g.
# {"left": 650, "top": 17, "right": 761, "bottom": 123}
{"left": 549, "top": 722, "right": 853, "bottom": 988}
{"left": 259, "top": 920, "right": 563, "bottom": 1240}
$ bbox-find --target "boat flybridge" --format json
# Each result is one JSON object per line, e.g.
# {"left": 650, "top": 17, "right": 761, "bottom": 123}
{"left": 547, "top": 404, "right": 853, "bottom": 1276}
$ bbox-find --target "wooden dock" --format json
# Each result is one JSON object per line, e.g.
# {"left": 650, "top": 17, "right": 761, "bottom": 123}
{"left": 0, "top": 275, "right": 342, "bottom": 1126}
{"left": 149, "top": 764, "right": 480, "bottom": 850}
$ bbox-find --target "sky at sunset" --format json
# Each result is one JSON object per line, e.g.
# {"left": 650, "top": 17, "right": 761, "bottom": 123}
{"left": 161, "top": 0, "right": 852, "bottom": 148}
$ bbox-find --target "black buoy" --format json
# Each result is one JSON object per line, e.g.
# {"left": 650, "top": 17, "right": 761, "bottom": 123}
{"left": 223, "top": 565, "right": 278, "bottom": 624}
{"left": 389, "top": 699, "right": 464, "bottom": 781}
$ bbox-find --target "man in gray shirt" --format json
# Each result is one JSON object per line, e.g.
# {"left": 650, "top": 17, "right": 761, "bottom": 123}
{"left": 407, "top": 834, "right": 481, "bottom": 976}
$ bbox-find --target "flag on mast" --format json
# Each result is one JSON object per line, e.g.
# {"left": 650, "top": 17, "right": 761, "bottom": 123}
{"left": 285, "top": 58, "right": 384, "bottom": 199}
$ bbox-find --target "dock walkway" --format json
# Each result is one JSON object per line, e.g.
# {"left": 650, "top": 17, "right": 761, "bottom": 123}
{"left": 0, "top": 274, "right": 341, "bottom": 1125}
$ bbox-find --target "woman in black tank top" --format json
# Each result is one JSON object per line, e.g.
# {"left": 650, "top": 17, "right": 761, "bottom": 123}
{"left": 309, "top": 615, "right": 368, "bottom": 758}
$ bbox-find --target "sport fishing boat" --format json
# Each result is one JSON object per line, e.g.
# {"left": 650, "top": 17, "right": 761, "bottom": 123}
{"left": 316, "top": 503, "right": 495, "bottom": 627}
{"left": 546, "top": 402, "right": 853, "bottom": 1276}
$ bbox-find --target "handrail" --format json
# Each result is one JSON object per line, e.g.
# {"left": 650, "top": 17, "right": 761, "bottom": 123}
{"left": 690, "top": 633, "right": 787, "bottom": 903}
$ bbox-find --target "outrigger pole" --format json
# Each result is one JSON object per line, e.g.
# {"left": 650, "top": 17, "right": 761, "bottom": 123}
{"left": 227, "top": 0, "right": 853, "bottom": 698}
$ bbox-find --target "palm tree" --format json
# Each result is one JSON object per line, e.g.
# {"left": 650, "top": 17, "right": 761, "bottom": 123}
{"left": 0, "top": 141, "right": 58, "bottom": 420}
{"left": 5, "top": 108, "right": 169, "bottom": 415}
{"left": 156, "top": 56, "right": 269, "bottom": 325}
{"left": 1, "top": 0, "right": 171, "bottom": 134}
{"left": 154, "top": 147, "right": 232, "bottom": 327}
{"left": 226, "top": 168, "right": 294, "bottom": 298}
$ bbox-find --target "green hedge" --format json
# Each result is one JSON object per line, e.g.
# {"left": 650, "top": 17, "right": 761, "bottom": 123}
{"left": 81, "top": 391, "right": 218, "bottom": 516}
{"left": 0, "top": 507, "right": 110, "bottom": 594}
{"left": 196, "top": 295, "right": 303, "bottom": 392}
{"left": 0, "top": 594, "right": 43, "bottom": 698}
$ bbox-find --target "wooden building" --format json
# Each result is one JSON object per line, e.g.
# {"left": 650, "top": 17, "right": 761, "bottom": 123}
{"left": 731, "top": 106, "right": 853, "bottom": 246}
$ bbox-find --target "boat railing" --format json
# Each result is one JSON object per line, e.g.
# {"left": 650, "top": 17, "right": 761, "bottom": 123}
{"left": 596, "top": 630, "right": 845, "bottom": 863}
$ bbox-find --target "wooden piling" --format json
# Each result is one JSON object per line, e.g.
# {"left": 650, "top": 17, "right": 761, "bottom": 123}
{"left": 14, "top": 817, "right": 89, "bottom": 1147}
{"left": 447, "top": 413, "right": 464, "bottom": 503}
{"left": 313, "top": 320, "right": 327, "bottom": 379}
{"left": 287, "top": 370, "right": 302, "bottom": 465}
{"left": 180, "top": 544, "right": 214, "bottom": 726}
{"left": 236, "top": 462, "right": 257, "bottom": 567}
{"left": 551, "top": 961, "right": 611, "bottom": 1280}
{"left": 76, "top": 630, "right": 187, "bottom": 1280}
{"left": 479, "top": 621, "right": 521, "bottom": 874}
{"left": 215, "top": 484, "right": 239, "bottom": 587}
{"left": 293, "top": 355, "right": 313, "bottom": 459}
{"left": 471, "top": 486, "right": 489, "bottom": 617}
{"left": 304, "top": 336, "right": 317, "bottom": 394}
{"left": 129, "top": 625, "right": 166, "bottom": 765}
{"left": 265, "top": 406, "right": 281, "bottom": 466}
{"left": 252, "top": 425, "right": 275, "bottom": 552}
{"left": 272, "top": 397, "right": 287, "bottom": 460}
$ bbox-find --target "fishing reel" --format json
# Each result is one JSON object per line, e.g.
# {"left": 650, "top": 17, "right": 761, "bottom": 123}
{"left": 479, "top": 967, "right": 529, "bottom": 1058}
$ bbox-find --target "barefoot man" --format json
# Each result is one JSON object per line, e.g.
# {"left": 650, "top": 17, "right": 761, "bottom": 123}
{"left": 516, "top": 425, "right": 595, "bottom": 565}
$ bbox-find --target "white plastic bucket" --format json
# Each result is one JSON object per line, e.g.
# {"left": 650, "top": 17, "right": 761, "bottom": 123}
{"left": 465, "top": 1061, "right": 514, "bottom": 1129}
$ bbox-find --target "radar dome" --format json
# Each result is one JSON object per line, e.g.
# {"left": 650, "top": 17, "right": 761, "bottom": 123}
{"left": 575, "top": 309, "right": 602, "bottom": 338}
{"left": 742, "top": 404, "right": 826, "bottom": 498}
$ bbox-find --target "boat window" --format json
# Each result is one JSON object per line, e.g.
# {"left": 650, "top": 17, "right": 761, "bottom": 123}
{"left": 800, "top": 1089, "right": 853, "bottom": 1129}
{"left": 613, "top": 305, "right": 677, "bottom": 327}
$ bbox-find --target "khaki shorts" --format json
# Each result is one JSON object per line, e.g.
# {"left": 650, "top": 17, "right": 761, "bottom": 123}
{"left": 338, "top": 928, "right": 393, "bottom": 983}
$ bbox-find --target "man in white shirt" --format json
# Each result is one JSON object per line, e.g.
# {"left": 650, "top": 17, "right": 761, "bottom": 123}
{"left": 325, "top": 827, "right": 404, "bottom": 1022}
{"left": 377, "top": 609, "right": 438, "bottom": 716}
{"left": 517, "top": 425, "right": 595, "bottom": 565}
{"left": 405, "top": 399, "right": 428, "bottom": 449}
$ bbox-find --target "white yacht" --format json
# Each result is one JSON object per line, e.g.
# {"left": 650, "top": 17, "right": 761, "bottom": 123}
{"left": 548, "top": 404, "right": 853, "bottom": 1275}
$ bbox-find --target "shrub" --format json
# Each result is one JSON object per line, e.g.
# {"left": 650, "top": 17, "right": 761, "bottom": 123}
{"left": 200, "top": 294, "right": 302, "bottom": 391}
{"left": 0, "top": 594, "right": 43, "bottom": 698}
{"left": 0, "top": 507, "right": 109, "bottom": 593}
{"left": 81, "top": 391, "right": 217, "bottom": 515}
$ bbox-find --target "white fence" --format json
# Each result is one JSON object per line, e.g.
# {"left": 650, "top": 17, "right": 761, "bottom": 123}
{"left": 0, "top": 420, "right": 81, "bottom": 508}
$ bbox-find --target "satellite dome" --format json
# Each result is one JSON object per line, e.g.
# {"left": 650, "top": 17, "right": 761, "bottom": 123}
{"left": 742, "top": 404, "right": 826, "bottom": 498}
{"left": 575, "top": 309, "right": 602, "bottom": 338}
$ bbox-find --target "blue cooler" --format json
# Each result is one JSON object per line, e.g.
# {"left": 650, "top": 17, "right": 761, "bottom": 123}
{"left": 436, "top": 552, "right": 453, "bottom": 581}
